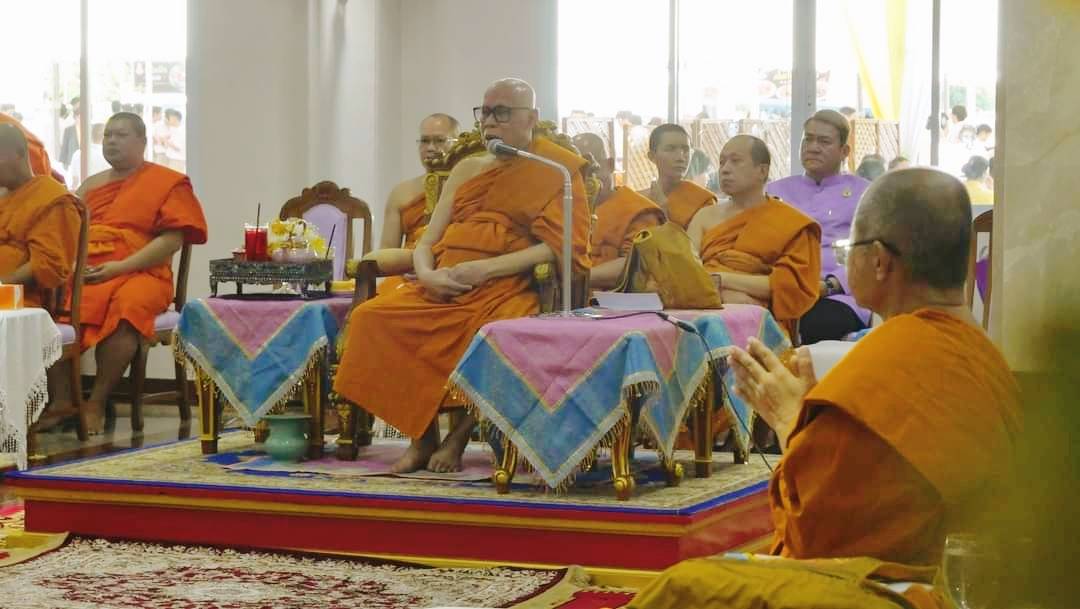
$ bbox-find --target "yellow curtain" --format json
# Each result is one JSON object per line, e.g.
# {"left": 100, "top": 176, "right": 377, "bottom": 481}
{"left": 843, "top": 0, "right": 908, "bottom": 120}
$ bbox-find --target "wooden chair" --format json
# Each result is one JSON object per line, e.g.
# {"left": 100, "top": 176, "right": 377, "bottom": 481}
{"left": 128, "top": 243, "right": 193, "bottom": 431}
{"left": 966, "top": 209, "right": 993, "bottom": 329}
{"left": 280, "top": 181, "right": 373, "bottom": 280}
{"left": 32, "top": 202, "right": 90, "bottom": 446}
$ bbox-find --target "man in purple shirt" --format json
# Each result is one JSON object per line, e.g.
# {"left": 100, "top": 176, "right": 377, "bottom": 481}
{"left": 767, "top": 109, "right": 871, "bottom": 344}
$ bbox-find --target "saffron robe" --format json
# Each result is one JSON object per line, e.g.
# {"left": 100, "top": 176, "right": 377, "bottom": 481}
{"left": 0, "top": 176, "right": 81, "bottom": 307}
{"left": 772, "top": 309, "right": 1021, "bottom": 565}
{"left": 663, "top": 180, "right": 715, "bottom": 229}
{"left": 700, "top": 197, "right": 821, "bottom": 338}
{"left": 377, "top": 191, "right": 429, "bottom": 295}
{"left": 0, "top": 112, "right": 52, "bottom": 177}
{"left": 334, "top": 138, "right": 591, "bottom": 439}
{"left": 80, "top": 163, "right": 207, "bottom": 348}
{"left": 626, "top": 310, "right": 1020, "bottom": 609}
{"left": 590, "top": 187, "right": 664, "bottom": 266}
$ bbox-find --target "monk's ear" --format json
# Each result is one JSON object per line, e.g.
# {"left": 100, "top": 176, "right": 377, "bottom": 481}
{"left": 873, "top": 242, "right": 892, "bottom": 281}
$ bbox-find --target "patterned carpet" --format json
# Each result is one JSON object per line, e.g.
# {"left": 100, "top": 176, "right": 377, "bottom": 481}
{"left": 0, "top": 504, "right": 638, "bottom": 608}
{"left": 22, "top": 432, "right": 774, "bottom": 510}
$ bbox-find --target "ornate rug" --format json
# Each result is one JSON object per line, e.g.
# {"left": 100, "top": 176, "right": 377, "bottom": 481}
{"left": 0, "top": 535, "right": 594, "bottom": 609}
{"left": 22, "top": 432, "right": 774, "bottom": 510}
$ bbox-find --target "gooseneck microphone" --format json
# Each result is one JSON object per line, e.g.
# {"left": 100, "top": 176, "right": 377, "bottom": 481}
{"left": 486, "top": 138, "right": 574, "bottom": 316}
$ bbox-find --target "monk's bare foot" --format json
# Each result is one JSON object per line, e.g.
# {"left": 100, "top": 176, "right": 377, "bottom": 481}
{"left": 390, "top": 429, "right": 438, "bottom": 474}
{"left": 427, "top": 423, "right": 473, "bottom": 473}
{"left": 81, "top": 401, "right": 106, "bottom": 436}
{"left": 31, "top": 401, "right": 77, "bottom": 433}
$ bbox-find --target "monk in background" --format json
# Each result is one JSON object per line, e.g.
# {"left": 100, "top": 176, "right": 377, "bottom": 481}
{"left": 0, "top": 125, "right": 81, "bottom": 308}
{"left": 334, "top": 78, "right": 591, "bottom": 473}
{"left": 572, "top": 132, "right": 663, "bottom": 290}
{"left": 628, "top": 168, "right": 1021, "bottom": 608}
{"left": 688, "top": 135, "right": 820, "bottom": 339}
{"left": 0, "top": 112, "right": 56, "bottom": 183}
{"left": 361, "top": 113, "right": 459, "bottom": 293}
{"left": 45, "top": 112, "right": 207, "bottom": 433}
{"left": 637, "top": 123, "right": 715, "bottom": 230}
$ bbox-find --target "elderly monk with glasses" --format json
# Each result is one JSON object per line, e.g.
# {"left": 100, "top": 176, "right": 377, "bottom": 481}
{"left": 361, "top": 113, "right": 460, "bottom": 294}
{"left": 334, "top": 77, "right": 591, "bottom": 474}
{"left": 628, "top": 168, "right": 1020, "bottom": 609}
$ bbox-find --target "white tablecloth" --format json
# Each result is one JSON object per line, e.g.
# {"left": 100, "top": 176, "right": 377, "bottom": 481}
{"left": 0, "top": 308, "right": 62, "bottom": 470}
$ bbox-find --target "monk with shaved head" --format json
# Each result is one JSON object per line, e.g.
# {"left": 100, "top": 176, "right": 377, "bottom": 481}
{"left": 362, "top": 113, "right": 460, "bottom": 292}
{"left": 688, "top": 135, "right": 821, "bottom": 338}
{"left": 0, "top": 123, "right": 81, "bottom": 306}
{"left": 627, "top": 168, "right": 1021, "bottom": 608}
{"left": 0, "top": 112, "right": 53, "bottom": 180}
{"left": 637, "top": 123, "right": 716, "bottom": 229}
{"left": 42, "top": 112, "right": 207, "bottom": 434}
{"left": 335, "top": 78, "right": 591, "bottom": 472}
{"left": 573, "top": 132, "right": 663, "bottom": 289}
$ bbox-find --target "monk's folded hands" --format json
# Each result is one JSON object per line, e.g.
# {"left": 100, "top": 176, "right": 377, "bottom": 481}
{"left": 729, "top": 337, "right": 815, "bottom": 447}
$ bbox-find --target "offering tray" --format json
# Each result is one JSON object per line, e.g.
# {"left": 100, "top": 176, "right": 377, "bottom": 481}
{"left": 209, "top": 258, "right": 333, "bottom": 299}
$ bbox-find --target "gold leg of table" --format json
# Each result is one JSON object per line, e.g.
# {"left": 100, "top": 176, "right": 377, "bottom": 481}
{"left": 197, "top": 368, "right": 219, "bottom": 455}
{"left": 303, "top": 363, "right": 325, "bottom": 461}
{"left": 335, "top": 403, "right": 358, "bottom": 460}
{"left": 663, "top": 454, "right": 684, "bottom": 486}
{"left": 612, "top": 421, "right": 636, "bottom": 501}
{"left": 694, "top": 374, "right": 715, "bottom": 478}
{"left": 494, "top": 437, "right": 518, "bottom": 494}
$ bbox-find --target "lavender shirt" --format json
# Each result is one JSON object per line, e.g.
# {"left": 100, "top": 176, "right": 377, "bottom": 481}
{"left": 767, "top": 173, "right": 872, "bottom": 324}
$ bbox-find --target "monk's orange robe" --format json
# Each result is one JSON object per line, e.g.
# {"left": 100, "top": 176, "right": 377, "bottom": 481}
{"left": 700, "top": 197, "right": 821, "bottom": 337}
{"left": 80, "top": 163, "right": 207, "bottom": 348}
{"left": 1, "top": 112, "right": 53, "bottom": 177}
{"left": 0, "top": 176, "right": 81, "bottom": 307}
{"left": 400, "top": 191, "right": 429, "bottom": 249}
{"left": 334, "top": 138, "right": 591, "bottom": 438}
{"left": 771, "top": 309, "right": 1021, "bottom": 565}
{"left": 664, "top": 180, "right": 715, "bottom": 229}
{"left": 377, "top": 192, "right": 429, "bottom": 295}
{"left": 590, "top": 187, "right": 664, "bottom": 266}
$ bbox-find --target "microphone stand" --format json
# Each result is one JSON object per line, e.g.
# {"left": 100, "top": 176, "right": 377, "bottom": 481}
{"left": 491, "top": 141, "right": 574, "bottom": 316}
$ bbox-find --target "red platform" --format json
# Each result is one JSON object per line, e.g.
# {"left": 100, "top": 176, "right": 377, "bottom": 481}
{"left": 5, "top": 437, "right": 774, "bottom": 570}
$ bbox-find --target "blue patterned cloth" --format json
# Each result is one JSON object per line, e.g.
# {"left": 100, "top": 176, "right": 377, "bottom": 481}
{"left": 173, "top": 297, "right": 352, "bottom": 425}
{"left": 449, "top": 305, "right": 790, "bottom": 489}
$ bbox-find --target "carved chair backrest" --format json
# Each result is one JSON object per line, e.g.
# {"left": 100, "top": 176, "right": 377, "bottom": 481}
{"left": 281, "top": 181, "right": 373, "bottom": 280}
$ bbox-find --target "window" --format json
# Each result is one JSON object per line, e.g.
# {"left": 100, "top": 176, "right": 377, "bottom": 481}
{"left": 816, "top": 0, "right": 933, "bottom": 176}
{"left": 0, "top": 0, "right": 186, "bottom": 188}
{"left": 679, "top": 0, "right": 793, "bottom": 183}
{"left": 557, "top": 0, "right": 670, "bottom": 190}
{"left": 557, "top": 0, "right": 997, "bottom": 183}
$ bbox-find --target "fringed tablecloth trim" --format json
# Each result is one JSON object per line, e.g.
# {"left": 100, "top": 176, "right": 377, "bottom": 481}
{"left": 450, "top": 377, "right": 663, "bottom": 493}
{"left": 172, "top": 332, "right": 328, "bottom": 427}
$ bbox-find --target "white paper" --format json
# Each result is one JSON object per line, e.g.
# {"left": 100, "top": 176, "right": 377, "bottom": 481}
{"left": 590, "top": 291, "right": 664, "bottom": 311}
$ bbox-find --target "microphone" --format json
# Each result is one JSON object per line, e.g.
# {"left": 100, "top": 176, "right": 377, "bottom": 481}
{"left": 485, "top": 138, "right": 575, "bottom": 316}
{"left": 486, "top": 138, "right": 520, "bottom": 157}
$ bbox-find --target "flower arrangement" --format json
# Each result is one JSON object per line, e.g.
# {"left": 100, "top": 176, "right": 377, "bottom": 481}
{"left": 268, "top": 218, "right": 329, "bottom": 258}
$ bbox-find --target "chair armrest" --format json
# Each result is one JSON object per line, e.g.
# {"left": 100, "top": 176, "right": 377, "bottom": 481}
{"left": 533, "top": 263, "right": 590, "bottom": 313}
{"left": 351, "top": 259, "right": 381, "bottom": 306}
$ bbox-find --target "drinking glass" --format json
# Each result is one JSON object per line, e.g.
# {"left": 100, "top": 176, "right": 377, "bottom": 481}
{"left": 943, "top": 533, "right": 1003, "bottom": 609}
{"left": 244, "top": 225, "right": 268, "bottom": 261}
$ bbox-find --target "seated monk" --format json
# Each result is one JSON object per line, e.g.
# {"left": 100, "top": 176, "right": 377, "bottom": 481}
{"left": 0, "top": 125, "right": 81, "bottom": 308}
{"left": 334, "top": 77, "right": 591, "bottom": 473}
{"left": 361, "top": 113, "right": 459, "bottom": 293}
{"left": 43, "top": 112, "right": 208, "bottom": 434}
{"left": 687, "top": 135, "right": 821, "bottom": 339}
{"left": 628, "top": 168, "right": 1021, "bottom": 608}
{"left": 572, "top": 132, "right": 663, "bottom": 290}
{"left": 636, "top": 123, "right": 716, "bottom": 230}
{"left": 0, "top": 112, "right": 56, "bottom": 187}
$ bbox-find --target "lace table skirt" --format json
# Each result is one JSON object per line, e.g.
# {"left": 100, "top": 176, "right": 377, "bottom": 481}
{"left": 0, "top": 308, "right": 62, "bottom": 470}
